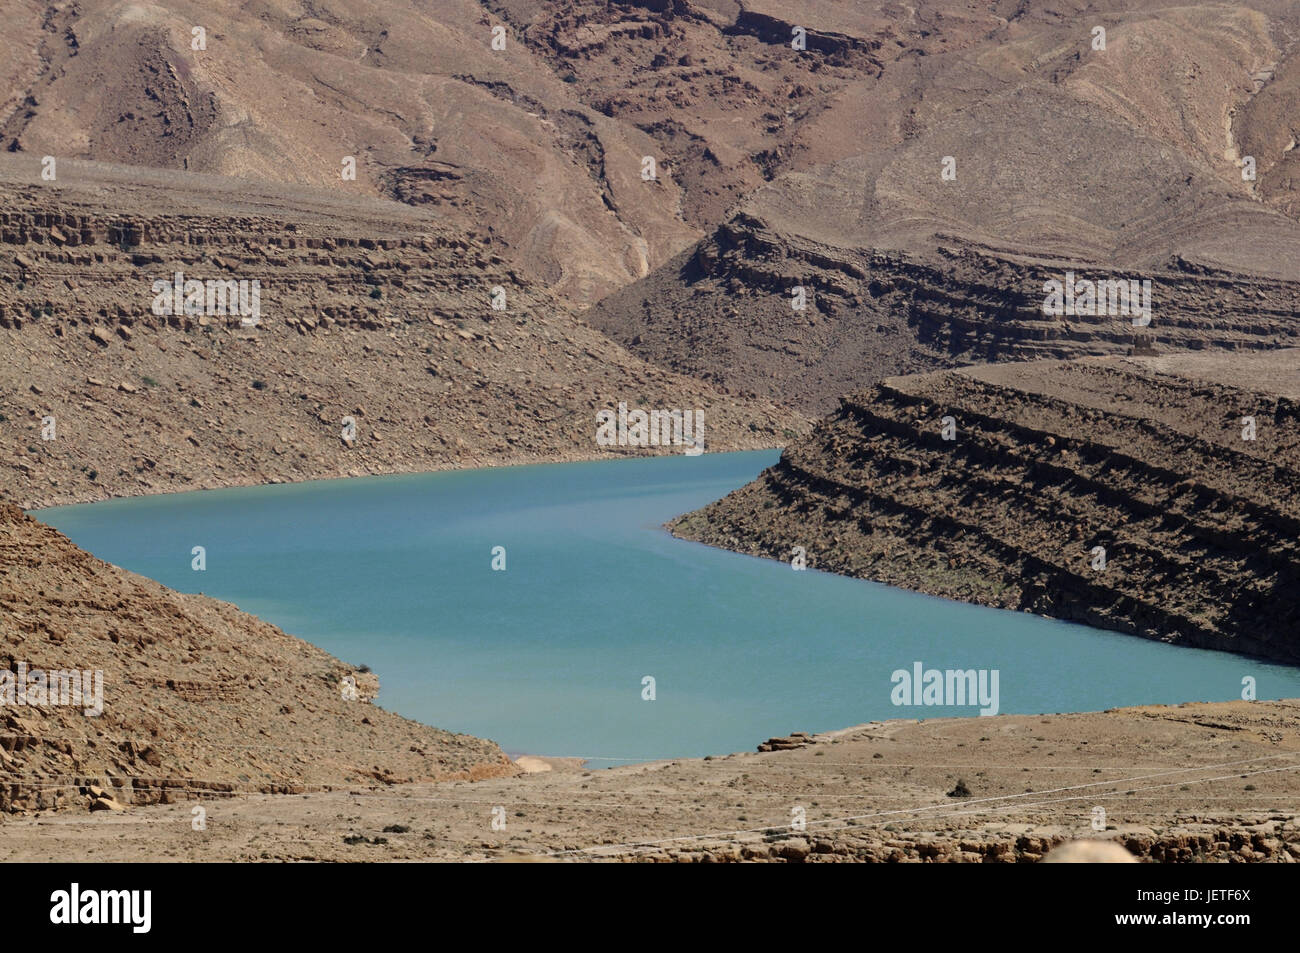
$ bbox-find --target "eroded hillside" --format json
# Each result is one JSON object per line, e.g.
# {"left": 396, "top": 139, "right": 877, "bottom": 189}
{"left": 672, "top": 350, "right": 1300, "bottom": 663}
{"left": 589, "top": 0, "right": 1300, "bottom": 412}
{"left": 0, "top": 0, "right": 704, "bottom": 304}
{"left": 0, "top": 157, "right": 804, "bottom": 509}
{"left": 0, "top": 502, "right": 516, "bottom": 814}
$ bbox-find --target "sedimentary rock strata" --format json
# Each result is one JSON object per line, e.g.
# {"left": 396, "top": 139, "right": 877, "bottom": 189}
{"left": 673, "top": 351, "right": 1300, "bottom": 662}
{"left": 0, "top": 158, "right": 804, "bottom": 509}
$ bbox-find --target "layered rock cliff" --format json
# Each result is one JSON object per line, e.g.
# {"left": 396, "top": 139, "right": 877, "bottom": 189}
{"left": 673, "top": 351, "right": 1300, "bottom": 662}
{"left": 588, "top": 0, "right": 1300, "bottom": 412}
{"left": 0, "top": 158, "right": 804, "bottom": 509}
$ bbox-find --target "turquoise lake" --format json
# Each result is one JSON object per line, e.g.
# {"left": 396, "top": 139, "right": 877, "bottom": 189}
{"left": 33, "top": 451, "right": 1300, "bottom": 764}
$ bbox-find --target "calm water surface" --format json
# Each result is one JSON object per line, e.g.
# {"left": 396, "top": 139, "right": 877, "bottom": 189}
{"left": 35, "top": 451, "right": 1300, "bottom": 763}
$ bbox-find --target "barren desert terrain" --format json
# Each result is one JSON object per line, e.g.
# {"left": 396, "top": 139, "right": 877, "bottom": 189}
{"left": 2, "top": 0, "right": 1300, "bottom": 868}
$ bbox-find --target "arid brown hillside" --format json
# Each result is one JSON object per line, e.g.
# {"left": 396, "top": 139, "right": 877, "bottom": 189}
{"left": 588, "top": 0, "right": 1300, "bottom": 412}
{"left": 0, "top": 501, "right": 516, "bottom": 814}
{"left": 485, "top": 0, "right": 970, "bottom": 228}
{"left": 0, "top": 0, "right": 1058, "bottom": 303}
{"left": 8, "top": 1, "right": 1299, "bottom": 360}
{"left": 673, "top": 350, "right": 1300, "bottom": 663}
{"left": 0, "top": 157, "right": 805, "bottom": 509}
{"left": 0, "top": 0, "right": 703, "bottom": 304}
{"left": 15, "top": 0, "right": 1299, "bottom": 316}
{"left": 496, "top": 0, "right": 1300, "bottom": 230}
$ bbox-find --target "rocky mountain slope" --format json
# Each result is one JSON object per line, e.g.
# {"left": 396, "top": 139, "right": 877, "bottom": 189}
{"left": 0, "top": 502, "right": 515, "bottom": 814}
{"left": 484, "top": 0, "right": 979, "bottom": 228}
{"left": 0, "top": 0, "right": 1031, "bottom": 305}
{"left": 0, "top": 156, "right": 804, "bottom": 509}
{"left": 588, "top": 0, "right": 1300, "bottom": 412}
{"left": 9, "top": 1, "right": 1300, "bottom": 414}
{"left": 673, "top": 350, "right": 1300, "bottom": 663}
{"left": 0, "top": 0, "right": 707, "bottom": 304}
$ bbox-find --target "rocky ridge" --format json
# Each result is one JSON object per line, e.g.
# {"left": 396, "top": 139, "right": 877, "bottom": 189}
{"left": 588, "top": 0, "right": 1300, "bottom": 412}
{"left": 0, "top": 157, "right": 805, "bottom": 510}
{"left": 672, "top": 351, "right": 1300, "bottom": 663}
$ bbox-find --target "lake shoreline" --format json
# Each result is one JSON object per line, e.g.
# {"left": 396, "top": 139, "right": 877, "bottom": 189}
{"left": 19, "top": 440, "right": 789, "bottom": 511}
{"left": 34, "top": 451, "right": 1300, "bottom": 770}
{"left": 13, "top": 459, "right": 1300, "bottom": 863}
